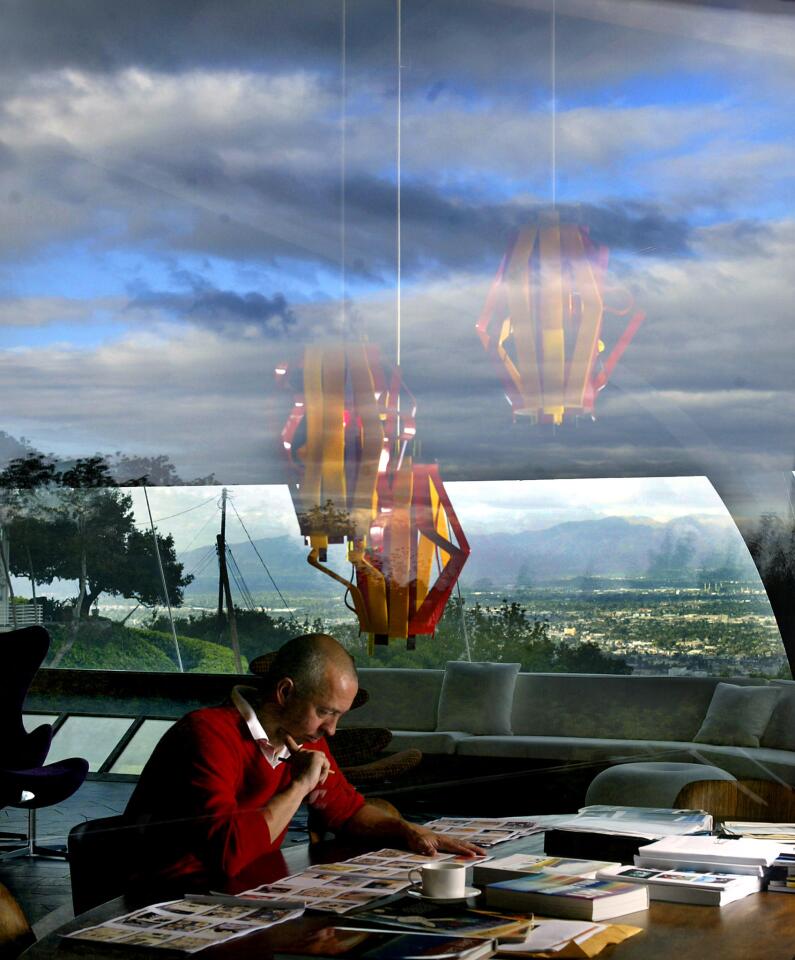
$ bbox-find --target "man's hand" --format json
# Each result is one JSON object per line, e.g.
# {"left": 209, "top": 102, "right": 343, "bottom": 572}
{"left": 398, "top": 821, "right": 486, "bottom": 858}
{"left": 283, "top": 734, "right": 331, "bottom": 795}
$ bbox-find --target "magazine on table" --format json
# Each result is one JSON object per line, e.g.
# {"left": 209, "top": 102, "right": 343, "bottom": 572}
{"left": 422, "top": 817, "right": 543, "bottom": 848}
{"left": 272, "top": 924, "right": 497, "bottom": 960}
{"left": 64, "top": 896, "right": 303, "bottom": 953}
{"left": 230, "top": 848, "right": 489, "bottom": 915}
{"left": 554, "top": 805, "right": 713, "bottom": 840}
{"left": 346, "top": 897, "right": 533, "bottom": 941}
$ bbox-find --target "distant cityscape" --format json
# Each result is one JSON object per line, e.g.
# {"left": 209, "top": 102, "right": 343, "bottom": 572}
{"left": 16, "top": 508, "right": 786, "bottom": 678}
{"left": 98, "top": 577, "right": 785, "bottom": 679}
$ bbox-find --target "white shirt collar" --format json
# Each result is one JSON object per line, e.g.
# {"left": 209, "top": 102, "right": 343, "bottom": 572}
{"left": 231, "top": 685, "right": 290, "bottom": 768}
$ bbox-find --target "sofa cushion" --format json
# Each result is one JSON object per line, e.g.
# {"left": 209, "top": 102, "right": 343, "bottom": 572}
{"left": 761, "top": 680, "right": 795, "bottom": 751}
{"left": 693, "top": 683, "right": 781, "bottom": 748}
{"left": 340, "top": 669, "right": 443, "bottom": 732}
{"left": 436, "top": 661, "right": 520, "bottom": 735}
{"left": 510, "top": 673, "right": 765, "bottom": 741}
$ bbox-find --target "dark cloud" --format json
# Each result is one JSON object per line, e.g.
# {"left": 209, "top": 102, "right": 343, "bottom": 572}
{"left": 3, "top": 1, "right": 787, "bottom": 90}
{"left": 209, "top": 162, "right": 694, "bottom": 276}
{"left": 128, "top": 272, "right": 296, "bottom": 335}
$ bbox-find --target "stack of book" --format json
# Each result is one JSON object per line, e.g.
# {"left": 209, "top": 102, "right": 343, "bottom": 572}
{"left": 595, "top": 865, "right": 762, "bottom": 905}
{"left": 618, "top": 834, "right": 785, "bottom": 903}
{"left": 768, "top": 864, "right": 795, "bottom": 894}
{"left": 484, "top": 870, "right": 649, "bottom": 921}
{"left": 719, "top": 822, "right": 795, "bottom": 894}
{"left": 633, "top": 835, "right": 782, "bottom": 876}
{"left": 543, "top": 805, "right": 713, "bottom": 864}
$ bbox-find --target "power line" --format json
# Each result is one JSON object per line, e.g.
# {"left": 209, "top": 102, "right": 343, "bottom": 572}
{"left": 180, "top": 509, "right": 220, "bottom": 555}
{"left": 154, "top": 496, "right": 218, "bottom": 523}
{"left": 226, "top": 545, "right": 256, "bottom": 611}
{"left": 186, "top": 546, "right": 217, "bottom": 580}
{"left": 133, "top": 494, "right": 218, "bottom": 529}
{"left": 228, "top": 499, "right": 298, "bottom": 626}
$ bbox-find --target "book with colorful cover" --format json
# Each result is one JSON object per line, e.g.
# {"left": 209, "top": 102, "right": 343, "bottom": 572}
{"left": 484, "top": 871, "right": 649, "bottom": 921}
{"left": 596, "top": 865, "right": 761, "bottom": 906}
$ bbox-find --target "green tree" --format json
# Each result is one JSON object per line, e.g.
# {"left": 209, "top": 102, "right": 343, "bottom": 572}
{"left": 1, "top": 456, "right": 192, "bottom": 624}
{"left": 149, "top": 608, "right": 297, "bottom": 665}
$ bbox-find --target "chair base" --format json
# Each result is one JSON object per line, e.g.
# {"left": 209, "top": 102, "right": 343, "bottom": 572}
{"left": 0, "top": 809, "right": 70, "bottom": 861}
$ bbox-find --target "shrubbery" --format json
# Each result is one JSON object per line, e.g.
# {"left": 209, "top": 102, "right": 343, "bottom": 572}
{"left": 46, "top": 622, "right": 242, "bottom": 673}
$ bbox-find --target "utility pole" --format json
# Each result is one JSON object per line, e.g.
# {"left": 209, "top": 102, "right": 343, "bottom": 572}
{"left": 216, "top": 488, "right": 243, "bottom": 674}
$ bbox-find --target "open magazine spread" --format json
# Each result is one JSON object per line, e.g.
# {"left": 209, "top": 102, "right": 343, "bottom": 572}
{"left": 422, "top": 817, "right": 543, "bottom": 848}
{"left": 235, "top": 848, "right": 490, "bottom": 914}
{"left": 65, "top": 898, "right": 303, "bottom": 953}
{"left": 63, "top": 848, "right": 492, "bottom": 951}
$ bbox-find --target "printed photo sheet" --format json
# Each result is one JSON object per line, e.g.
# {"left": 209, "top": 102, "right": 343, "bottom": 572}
{"left": 65, "top": 899, "right": 303, "bottom": 953}
{"left": 236, "top": 847, "right": 490, "bottom": 914}
{"left": 422, "top": 818, "right": 543, "bottom": 847}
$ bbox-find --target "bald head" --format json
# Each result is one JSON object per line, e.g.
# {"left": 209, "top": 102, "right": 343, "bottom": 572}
{"left": 264, "top": 633, "right": 357, "bottom": 699}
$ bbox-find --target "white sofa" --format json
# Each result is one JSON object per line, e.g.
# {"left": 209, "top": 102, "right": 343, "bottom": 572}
{"left": 340, "top": 668, "right": 795, "bottom": 787}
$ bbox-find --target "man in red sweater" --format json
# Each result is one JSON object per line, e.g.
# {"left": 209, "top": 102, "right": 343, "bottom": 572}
{"left": 125, "top": 634, "right": 483, "bottom": 894}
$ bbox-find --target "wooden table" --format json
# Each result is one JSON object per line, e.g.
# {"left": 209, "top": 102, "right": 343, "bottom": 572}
{"left": 20, "top": 840, "right": 795, "bottom": 960}
{"left": 21, "top": 890, "right": 795, "bottom": 960}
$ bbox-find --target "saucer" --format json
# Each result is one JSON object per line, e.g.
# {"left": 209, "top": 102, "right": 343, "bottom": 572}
{"left": 407, "top": 885, "right": 481, "bottom": 902}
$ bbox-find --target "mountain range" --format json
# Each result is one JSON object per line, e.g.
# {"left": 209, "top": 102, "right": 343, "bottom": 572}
{"left": 180, "top": 513, "right": 758, "bottom": 600}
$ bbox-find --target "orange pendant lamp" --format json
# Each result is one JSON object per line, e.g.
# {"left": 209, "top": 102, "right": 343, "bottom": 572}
{"left": 277, "top": 344, "right": 469, "bottom": 650}
{"left": 477, "top": 210, "right": 645, "bottom": 424}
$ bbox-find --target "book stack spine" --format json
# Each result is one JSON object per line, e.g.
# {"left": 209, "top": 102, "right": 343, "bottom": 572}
{"left": 768, "top": 865, "right": 795, "bottom": 893}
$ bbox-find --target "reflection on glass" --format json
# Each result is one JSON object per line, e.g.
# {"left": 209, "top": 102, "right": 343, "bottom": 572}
{"left": 48, "top": 716, "right": 135, "bottom": 772}
{"left": 22, "top": 713, "right": 58, "bottom": 731}
{"left": 107, "top": 720, "right": 175, "bottom": 775}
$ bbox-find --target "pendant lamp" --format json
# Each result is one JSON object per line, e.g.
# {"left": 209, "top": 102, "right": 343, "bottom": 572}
{"left": 477, "top": 210, "right": 644, "bottom": 424}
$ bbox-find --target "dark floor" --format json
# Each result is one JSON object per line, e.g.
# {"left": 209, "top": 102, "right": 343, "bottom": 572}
{"left": 0, "top": 780, "right": 134, "bottom": 936}
{"left": 0, "top": 779, "right": 310, "bottom": 939}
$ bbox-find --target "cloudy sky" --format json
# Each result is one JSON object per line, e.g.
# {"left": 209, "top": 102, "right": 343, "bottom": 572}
{"left": 1, "top": 0, "right": 794, "bottom": 528}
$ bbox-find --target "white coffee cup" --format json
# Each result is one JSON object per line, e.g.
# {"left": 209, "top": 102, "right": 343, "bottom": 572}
{"left": 407, "top": 861, "right": 467, "bottom": 899}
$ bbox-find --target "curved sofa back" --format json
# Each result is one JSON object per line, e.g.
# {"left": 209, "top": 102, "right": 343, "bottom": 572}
{"left": 510, "top": 673, "right": 761, "bottom": 741}
{"left": 344, "top": 669, "right": 795, "bottom": 751}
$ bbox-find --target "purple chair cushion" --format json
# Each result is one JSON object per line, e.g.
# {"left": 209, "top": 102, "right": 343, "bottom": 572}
{"left": 0, "top": 758, "right": 89, "bottom": 809}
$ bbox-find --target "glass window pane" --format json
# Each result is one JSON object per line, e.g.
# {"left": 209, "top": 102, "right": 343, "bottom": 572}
{"left": 107, "top": 720, "right": 175, "bottom": 775}
{"left": 48, "top": 716, "right": 135, "bottom": 773}
{"left": 22, "top": 713, "right": 58, "bottom": 731}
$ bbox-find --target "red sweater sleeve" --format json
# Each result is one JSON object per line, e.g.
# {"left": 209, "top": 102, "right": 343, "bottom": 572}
{"left": 304, "top": 738, "right": 366, "bottom": 831}
{"left": 181, "top": 711, "right": 289, "bottom": 878}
